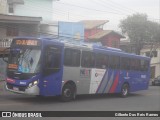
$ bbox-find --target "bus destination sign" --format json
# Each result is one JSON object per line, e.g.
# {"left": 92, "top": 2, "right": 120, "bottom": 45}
{"left": 15, "top": 40, "right": 40, "bottom": 46}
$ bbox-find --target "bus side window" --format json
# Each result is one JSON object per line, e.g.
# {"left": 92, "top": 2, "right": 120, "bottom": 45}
{"left": 96, "top": 53, "right": 109, "bottom": 69}
{"left": 45, "top": 46, "right": 61, "bottom": 73}
{"left": 140, "top": 60, "right": 149, "bottom": 71}
{"left": 120, "top": 57, "right": 130, "bottom": 70}
{"left": 64, "top": 48, "right": 80, "bottom": 67}
{"left": 109, "top": 55, "right": 120, "bottom": 69}
{"left": 135, "top": 59, "right": 140, "bottom": 71}
{"left": 81, "top": 51, "right": 95, "bottom": 68}
{"left": 130, "top": 59, "right": 141, "bottom": 71}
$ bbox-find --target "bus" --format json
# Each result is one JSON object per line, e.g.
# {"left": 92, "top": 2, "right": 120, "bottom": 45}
{"left": 5, "top": 37, "right": 150, "bottom": 101}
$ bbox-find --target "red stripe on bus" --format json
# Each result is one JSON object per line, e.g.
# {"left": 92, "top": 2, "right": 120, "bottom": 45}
{"left": 109, "top": 73, "right": 119, "bottom": 93}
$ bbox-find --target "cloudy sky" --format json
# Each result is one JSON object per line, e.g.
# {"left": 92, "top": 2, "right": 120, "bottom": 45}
{"left": 52, "top": 0, "right": 160, "bottom": 31}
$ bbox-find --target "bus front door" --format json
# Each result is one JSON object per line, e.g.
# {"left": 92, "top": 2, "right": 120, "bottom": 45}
{"left": 42, "top": 45, "right": 63, "bottom": 96}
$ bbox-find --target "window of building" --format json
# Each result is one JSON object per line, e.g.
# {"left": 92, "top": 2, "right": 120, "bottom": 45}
{"left": 96, "top": 53, "right": 109, "bottom": 69}
{"left": 6, "top": 26, "right": 19, "bottom": 36}
{"left": 64, "top": 48, "right": 80, "bottom": 67}
{"left": 81, "top": 51, "right": 95, "bottom": 68}
{"left": 8, "top": 4, "right": 14, "bottom": 13}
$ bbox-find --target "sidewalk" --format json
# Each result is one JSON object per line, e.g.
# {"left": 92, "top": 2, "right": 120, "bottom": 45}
{"left": 0, "top": 80, "right": 5, "bottom": 94}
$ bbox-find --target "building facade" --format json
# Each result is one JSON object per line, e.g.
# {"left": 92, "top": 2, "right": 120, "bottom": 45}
{"left": 81, "top": 20, "right": 124, "bottom": 48}
{"left": 0, "top": 0, "right": 57, "bottom": 48}
{"left": 0, "top": 0, "right": 56, "bottom": 80}
{"left": 5, "top": 0, "right": 53, "bottom": 22}
{"left": 141, "top": 46, "right": 160, "bottom": 79}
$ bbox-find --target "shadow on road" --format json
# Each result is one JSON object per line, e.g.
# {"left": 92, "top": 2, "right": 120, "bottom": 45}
{"left": 6, "top": 93, "right": 143, "bottom": 104}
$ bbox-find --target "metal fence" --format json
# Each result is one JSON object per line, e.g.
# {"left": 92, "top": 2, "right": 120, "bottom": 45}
{"left": 0, "top": 39, "right": 12, "bottom": 48}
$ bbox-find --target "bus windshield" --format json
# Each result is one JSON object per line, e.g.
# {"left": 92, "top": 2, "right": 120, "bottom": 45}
{"left": 8, "top": 47, "right": 41, "bottom": 74}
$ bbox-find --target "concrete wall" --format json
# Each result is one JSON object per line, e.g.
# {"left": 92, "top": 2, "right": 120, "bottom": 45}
{"left": 0, "top": 0, "right": 7, "bottom": 14}
{"left": 14, "top": 0, "right": 53, "bottom": 22}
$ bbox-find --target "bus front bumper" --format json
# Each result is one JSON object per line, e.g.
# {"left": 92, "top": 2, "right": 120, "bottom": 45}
{"left": 6, "top": 83, "right": 40, "bottom": 95}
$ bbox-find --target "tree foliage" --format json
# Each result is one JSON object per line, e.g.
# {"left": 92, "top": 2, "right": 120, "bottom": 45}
{"left": 119, "top": 13, "right": 160, "bottom": 55}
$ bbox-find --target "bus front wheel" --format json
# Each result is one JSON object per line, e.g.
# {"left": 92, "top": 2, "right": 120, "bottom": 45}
{"left": 61, "top": 84, "right": 76, "bottom": 102}
{"left": 120, "top": 83, "right": 129, "bottom": 97}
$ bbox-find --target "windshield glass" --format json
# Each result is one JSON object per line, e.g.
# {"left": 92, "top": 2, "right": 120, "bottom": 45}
{"left": 8, "top": 47, "right": 41, "bottom": 74}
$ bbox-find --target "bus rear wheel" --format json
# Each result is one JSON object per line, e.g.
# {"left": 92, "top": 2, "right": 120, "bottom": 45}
{"left": 61, "top": 84, "right": 76, "bottom": 102}
{"left": 120, "top": 83, "right": 129, "bottom": 97}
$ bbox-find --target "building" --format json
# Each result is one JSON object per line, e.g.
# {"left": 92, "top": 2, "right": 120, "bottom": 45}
{"left": 7, "top": 0, "right": 53, "bottom": 22}
{"left": 141, "top": 45, "right": 160, "bottom": 79}
{"left": 0, "top": 0, "right": 57, "bottom": 80}
{"left": 120, "top": 38, "right": 137, "bottom": 54}
{"left": 0, "top": 0, "right": 58, "bottom": 48}
{"left": 81, "top": 20, "right": 124, "bottom": 48}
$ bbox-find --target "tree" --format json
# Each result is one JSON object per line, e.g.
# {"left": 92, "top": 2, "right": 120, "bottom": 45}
{"left": 119, "top": 13, "right": 160, "bottom": 55}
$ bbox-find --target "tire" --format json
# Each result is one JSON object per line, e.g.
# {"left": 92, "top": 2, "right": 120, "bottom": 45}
{"left": 120, "top": 83, "right": 129, "bottom": 97}
{"left": 61, "top": 84, "right": 76, "bottom": 102}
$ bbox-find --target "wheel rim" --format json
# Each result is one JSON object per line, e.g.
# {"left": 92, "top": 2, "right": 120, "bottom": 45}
{"left": 122, "top": 87, "right": 128, "bottom": 96}
{"left": 64, "top": 88, "right": 71, "bottom": 97}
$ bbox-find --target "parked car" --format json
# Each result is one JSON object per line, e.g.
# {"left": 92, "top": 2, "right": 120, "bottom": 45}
{"left": 152, "top": 76, "right": 160, "bottom": 86}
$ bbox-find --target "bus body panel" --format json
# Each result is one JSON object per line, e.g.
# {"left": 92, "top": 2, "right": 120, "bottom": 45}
{"left": 40, "top": 40, "right": 64, "bottom": 96}
{"left": 62, "top": 67, "right": 91, "bottom": 94}
{"left": 5, "top": 37, "right": 151, "bottom": 98}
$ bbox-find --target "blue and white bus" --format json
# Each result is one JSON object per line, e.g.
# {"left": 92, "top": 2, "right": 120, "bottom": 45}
{"left": 5, "top": 37, "right": 150, "bottom": 101}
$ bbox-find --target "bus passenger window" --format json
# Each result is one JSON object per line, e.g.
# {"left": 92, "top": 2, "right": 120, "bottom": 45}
{"left": 109, "top": 56, "right": 120, "bottom": 69}
{"left": 81, "top": 51, "right": 95, "bottom": 68}
{"left": 120, "top": 57, "right": 130, "bottom": 70}
{"left": 140, "top": 60, "right": 149, "bottom": 71}
{"left": 64, "top": 48, "right": 80, "bottom": 67}
{"left": 130, "top": 59, "right": 141, "bottom": 71}
{"left": 46, "top": 46, "right": 61, "bottom": 70}
{"left": 96, "top": 54, "right": 108, "bottom": 69}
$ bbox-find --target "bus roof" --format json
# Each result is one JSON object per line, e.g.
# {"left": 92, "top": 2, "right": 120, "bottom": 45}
{"left": 13, "top": 37, "right": 150, "bottom": 61}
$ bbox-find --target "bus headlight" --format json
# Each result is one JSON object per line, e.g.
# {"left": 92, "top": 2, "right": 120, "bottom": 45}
{"left": 33, "top": 80, "right": 38, "bottom": 85}
{"left": 28, "top": 80, "right": 38, "bottom": 88}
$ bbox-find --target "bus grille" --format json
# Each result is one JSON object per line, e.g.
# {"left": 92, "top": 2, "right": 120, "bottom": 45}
{"left": 7, "top": 83, "right": 27, "bottom": 92}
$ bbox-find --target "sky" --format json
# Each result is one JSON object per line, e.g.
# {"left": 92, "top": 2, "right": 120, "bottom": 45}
{"left": 52, "top": 0, "right": 160, "bottom": 32}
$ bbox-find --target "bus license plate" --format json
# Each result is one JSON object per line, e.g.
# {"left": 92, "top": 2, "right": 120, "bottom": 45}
{"left": 13, "top": 87, "right": 19, "bottom": 91}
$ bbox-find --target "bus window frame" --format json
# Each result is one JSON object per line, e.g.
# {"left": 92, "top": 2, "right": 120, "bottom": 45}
{"left": 43, "top": 45, "right": 62, "bottom": 75}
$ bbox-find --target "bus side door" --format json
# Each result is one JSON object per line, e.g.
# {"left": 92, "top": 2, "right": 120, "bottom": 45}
{"left": 42, "top": 45, "right": 64, "bottom": 96}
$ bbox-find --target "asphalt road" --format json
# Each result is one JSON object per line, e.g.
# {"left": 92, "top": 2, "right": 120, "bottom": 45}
{"left": 0, "top": 81, "right": 160, "bottom": 120}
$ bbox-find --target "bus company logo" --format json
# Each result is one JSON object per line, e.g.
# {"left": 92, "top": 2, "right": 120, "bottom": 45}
{"left": 80, "top": 69, "right": 91, "bottom": 78}
{"left": 2, "top": 112, "right": 11, "bottom": 117}
{"left": 95, "top": 73, "right": 98, "bottom": 77}
{"left": 95, "top": 72, "right": 104, "bottom": 77}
